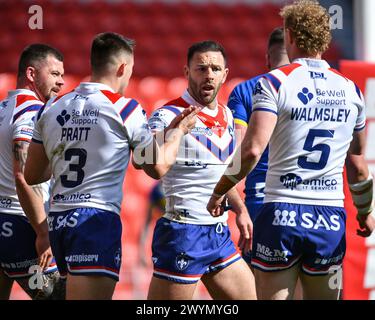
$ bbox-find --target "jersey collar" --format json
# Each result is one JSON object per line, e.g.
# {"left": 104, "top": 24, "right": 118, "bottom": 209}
{"left": 292, "top": 58, "right": 331, "bottom": 69}
{"left": 181, "top": 89, "right": 218, "bottom": 111}
{"left": 77, "top": 82, "right": 116, "bottom": 93}
{"left": 7, "top": 88, "right": 38, "bottom": 99}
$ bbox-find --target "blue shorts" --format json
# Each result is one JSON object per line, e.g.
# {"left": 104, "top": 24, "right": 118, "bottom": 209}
{"left": 242, "top": 201, "right": 264, "bottom": 264}
{"left": 48, "top": 208, "right": 122, "bottom": 281}
{"left": 0, "top": 213, "right": 58, "bottom": 278}
{"left": 251, "top": 202, "right": 346, "bottom": 275}
{"left": 151, "top": 217, "right": 241, "bottom": 284}
{"left": 245, "top": 200, "right": 264, "bottom": 222}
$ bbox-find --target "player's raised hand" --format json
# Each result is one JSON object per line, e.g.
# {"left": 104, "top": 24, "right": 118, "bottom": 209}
{"left": 356, "top": 212, "right": 375, "bottom": 237}
{"left": 169, "top": 105, "right": 201, "bottom": 134}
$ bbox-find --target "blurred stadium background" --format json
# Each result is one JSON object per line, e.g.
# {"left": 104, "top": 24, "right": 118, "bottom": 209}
{"left": 0, "top": 0, "right": 374, "bottom": 299}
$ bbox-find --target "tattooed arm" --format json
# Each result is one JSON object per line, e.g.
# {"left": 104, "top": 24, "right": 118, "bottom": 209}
{"left": 12, "top": 140, "right": 52, "bottom": 270}
{"left": 13, "top": 141, "right": 45, "bottom": 199}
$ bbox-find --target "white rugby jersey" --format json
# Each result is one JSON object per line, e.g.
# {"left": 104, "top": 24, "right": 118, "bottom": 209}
{"left": 0, "top": 89, "right": 50, "bottom": 216}
{"left": 149, "top": 90, "right": 235, "bottom": 224}
{"left": 252, "top": 58, "right": 366, "bottom": 207}
{"left": 33, "top": 82, "right": 153, "bottom": 214}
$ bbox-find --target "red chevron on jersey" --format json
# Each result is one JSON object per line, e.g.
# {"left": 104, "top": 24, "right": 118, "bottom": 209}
{"left": 100, "top": 90, "right": 122, "bottom": 104}
{"left": 15, "top": 94, "right": 40, "bottom": 108}
{"left": 197, "top": 104, "right": 228, "bottom": 138}
{"left": 278, "top": 63, "right": 302, "bottom": 76}
{"left": 164, "top": 97, "right": 190, "bottom": 109}
{"left": 329, "top": 68, "right": 349, "bottom": 81}
{"left": 164, "top": 98, "right": 228, "bottom": 138}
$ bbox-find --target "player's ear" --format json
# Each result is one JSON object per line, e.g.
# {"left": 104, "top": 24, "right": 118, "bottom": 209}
{"left": 25, "top": 66, "right": 36, "bottom": 83}
{"left": 266, "top": 53, "right": 271, "bottom": 70}
{"left": 221, "top": 67, "right": 229, "bottom": 84}
{"left": 117, "top": 63, "right": 126, "bottom": 77}
{"left": 183, "top": 65, "right": 189, "bottom": 80}
{"left": 285, "top": 28, "right": 294, "bottom": 46}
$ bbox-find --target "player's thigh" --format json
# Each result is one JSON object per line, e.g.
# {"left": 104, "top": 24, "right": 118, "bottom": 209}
{"left": 254, "top": 263, "right": 300, "bottom": 300}
{"left": 66, "top": 274, "right": 116, "bottom": 300}
{"left": 0, "top": 270, "right": 13, "bottom": 300}
{"left": 202, "top": 258, "right": 257, "bottom": 300}
{"left": 147, "top": 276, "right": 198, "bottom": 300}
{"left": 299, "top": 270, "right": 341, "bottom": 300}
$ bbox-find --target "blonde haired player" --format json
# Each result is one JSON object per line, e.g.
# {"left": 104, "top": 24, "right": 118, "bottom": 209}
{"left": 207, "top": 0, "right": 374, "bottom": 300}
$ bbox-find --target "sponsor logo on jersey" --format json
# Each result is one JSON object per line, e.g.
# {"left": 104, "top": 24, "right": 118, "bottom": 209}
{"left": 175, "top": 253, "right": 190, "bottom": 271}
{"left": 152, "top": 111, "right": 165, "bottom": 118}
{"left": 280, "top": 173, "right": 338, "bottom": 191}
{"left": 169, "top": 209, "right": 191, "bottom": 221}
{"left": 309, "top": 71, "right": 327, "bottom": 80}
{"left": 280, "top": 173, "right": 302, "bottom": 190}
{"left": 301, "top": 177, "right": 338, "bottom": 190}
{"left": 315, "top": 88, "right": 347, "bottom": 106}
{"left": 184, "top": 160, "right": 208, "bottom": 168}
{"left": 71, "top": 108, "right": 100, "bottom": 125}
{"left": 254, "top": 82, "right": 263, "bottom": 95}
{"left": 56, "top": 110, "right": 70, "bottom": 126}
{"left": 298, "top": 87, "right": 314, "bottom": 105}
{"left": 0, "top": 101, "right": 8, "bottom": 110}
{"left": 191, "top": 127, "right": 213, "bottom": 136}
{"left": 19, "top": 127, "right": 34, "bottom": 137}
{"left": 53, "top": 192, "right": 91, "bottom": 202}
{"left": 0, "top": 197, "right": 12, "bottom": 208}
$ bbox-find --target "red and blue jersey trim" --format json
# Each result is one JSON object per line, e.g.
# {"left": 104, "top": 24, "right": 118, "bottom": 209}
{"left": 12, "top": 104, "right": 42, "bottom": 123}
{"left": 119, "top": 99, "right": 139, "bottom": 122}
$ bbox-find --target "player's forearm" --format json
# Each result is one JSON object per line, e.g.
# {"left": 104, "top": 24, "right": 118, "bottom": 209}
{"left": 154, "top": 128, "right": 185, "bottom": 176}
{"left": 13, "top": 140, "right": 49, "bottom": 235}
{"left": 138, "top": 128, "right": 184, "bottom": 179}
{"left": 15, "top": 175, "right": 48, "bottom": 236}
{"left": 226, "top": 187, "right": 247, "bottom": 215}
{"left": 234, "top": 123, "right": 247, "bottom": 148}
{"left": 346, "top": 154, "right": 369, "bottom": 184}
{"left": 214, "top": 147, "right": 261, "bottom": 196}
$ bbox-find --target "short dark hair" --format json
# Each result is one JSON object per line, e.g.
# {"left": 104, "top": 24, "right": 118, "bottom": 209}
{"left": 187, "top": 40, "right": 227, "bottom": 66}
{"left": 17, "top": 44, "right": 63, "bottom": 79}
{"left": 268, "top": 27, "right": 284, "bottom": 49}
{"left": 91, "top": 32, "right": 135, "bottom": 74}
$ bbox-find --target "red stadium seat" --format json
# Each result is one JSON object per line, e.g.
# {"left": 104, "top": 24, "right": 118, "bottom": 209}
{"left": 167, "top": 77, "right": 188, "bottom": 98}
{"left": 137, "top": 76, "right": 168, "bottom": 103}
{"left": 0, "top": 73, "right": 16, "bottom": 100}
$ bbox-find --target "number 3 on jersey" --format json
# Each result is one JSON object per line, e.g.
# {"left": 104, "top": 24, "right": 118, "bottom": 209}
{"left": 61, "top": 148, "right": 87, "bottom": 188}
{"left": 297, "top": 129, "right": 334, "bottom": 170}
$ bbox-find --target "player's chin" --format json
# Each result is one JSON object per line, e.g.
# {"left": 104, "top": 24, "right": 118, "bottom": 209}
{"left": 200, "top": 92, "right": 215, "bottom": 104}
{"left": 49, "top": 89, "right": 60, "bottom": 98}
